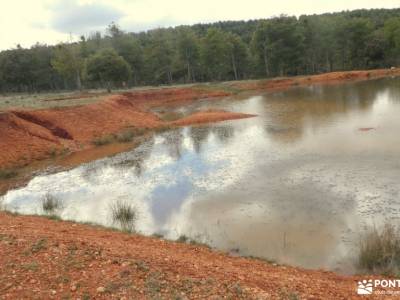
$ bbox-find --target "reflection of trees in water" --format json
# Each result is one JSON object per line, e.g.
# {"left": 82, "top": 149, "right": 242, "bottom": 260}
{"left": 189, "top": 124, "right": 235, "bottom": 154}
{"left": 212, "top": 125, "right": 235, "bottom": 143}
{"left": 80, "top": 161, "right": 105, "bottom": 183}
{"left": 263, "top": 79, "right": 387, "bottom": 143}
{"left": 189, "top": 126, "right": 212, "bottom": 154}
{"left": 162, "top": 128, "right": 184, "bottom": 160}
{"left": 114, "top": 136, "right": 155, "bottom": 177}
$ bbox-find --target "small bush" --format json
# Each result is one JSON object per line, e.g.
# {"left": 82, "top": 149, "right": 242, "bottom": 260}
{"left": 115, "top": 130, "right": 135, "bottom": 143}
{"left": 358, "top": 224, "right": 400, "bottom": 275}
{"left": 41, "top": 193, "right": 63, "bottom": 215}
{"left": 0, "top": 169, "right": 18, "bottom": 180}
{"left": 110, "top": 200, "right": 137, "bottom": 233}
{"left": 92, "top": 135, "right": 114, "bottom": 146}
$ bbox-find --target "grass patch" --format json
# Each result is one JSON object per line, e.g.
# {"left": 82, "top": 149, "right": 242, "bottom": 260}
{"left": 279, "top": 289, "right": 300, "bottom": 300}
{"left": 0, "top": 169, "right": 18, "bottom": 180}
{"left": 93, "top": 128, "right": 147, "bottom": 145}
{"left": 31, "top": 238, "right": 47, "bottom": 253}
{"left": 110, "top": 200, "right": 137, "bottom": 233}
{"left": 92, "top": 134, "right": 114, "bottom": 146}
{"left": 115, "top": 130, "right": 135, "bottom": 143}
{"left": 157, "top": 111, "right": 185, "bottom": 122}
{"left": 176, "top": 234, "right": 211, "bottom": 249}
{"left": 145, "top": 272, "right": 163, "bottom": 295}
{"left": 22, "top": 261, "right": 39, "bottom": 272}
{"left": 41, "top": 193, "right": 63, "bottom": 216}
{"left": 358, "top": 223, "right": 400, "bottom": 275}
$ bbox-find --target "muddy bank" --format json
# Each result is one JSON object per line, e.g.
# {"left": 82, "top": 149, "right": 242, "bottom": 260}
{"left": 0, "top": 68, "right": 399, "bottom": 170}
{"left": 0, "top": 212, "right": 378, "bottom": 299}
{"left": 0, "top": 89, "right": 238, "bottom": 170}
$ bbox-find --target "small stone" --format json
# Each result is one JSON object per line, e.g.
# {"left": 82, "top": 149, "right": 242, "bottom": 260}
{"left": 70, "top": 285, "right": 77, "bottom": 292}
{"left": 121, "top": 261, "right": 129, "bottom": 267}
{"left": 51, "top": 290, "right": 57, "bottom": 295}
{"left": 97, "top": 287, "right": 106, "bottom": 293}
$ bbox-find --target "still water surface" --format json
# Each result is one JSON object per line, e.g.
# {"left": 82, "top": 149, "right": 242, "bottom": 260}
{"left": 2, "top": 78, "right": 400, "bottom": 273}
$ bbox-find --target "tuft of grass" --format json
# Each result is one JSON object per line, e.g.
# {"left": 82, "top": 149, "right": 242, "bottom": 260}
{"left": 358, "top": 223, "right": 400, "bottom": 275}
{"left": 279, "top": 288, "right": 300, "bottom": 300}
{"left": 0, "top": 169, "right": 18, "bottom": 180}
{"left": 92, "top": 134, "right": 114, "bottom": 146}
{"left": 145, "top": 272, "right": 163, "bottom": 295}
{"left": 41, "top": 193, "right": 63, "bottom": 215}
{"left": 31, "top": 238, "right": 47, "bottom": 253}
{"left": 176, "top": 235, "right": 211, "bottom": 249}
{"left": 177, "top": 235, "right": 188, "bottom": 243}
{"left": 110, "top": 200, "right": 137, "bottom": 233}
{"left": 22, "top": 261, "right": 39, "bottom": 272}
{"left": 115, "top": 130, "right": 135, "bottom": 143}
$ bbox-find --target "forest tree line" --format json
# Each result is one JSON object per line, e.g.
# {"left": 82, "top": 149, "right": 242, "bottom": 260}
{"left": 1, "top": 8, "right": 400, "bottom": 93}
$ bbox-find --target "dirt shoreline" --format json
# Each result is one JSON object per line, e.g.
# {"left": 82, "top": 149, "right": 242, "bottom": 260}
{"left": 0, "top": 68, "right": 399, "bottom": 171}
{"left": 0, "top": 211, "right": 387, "bottom": 299}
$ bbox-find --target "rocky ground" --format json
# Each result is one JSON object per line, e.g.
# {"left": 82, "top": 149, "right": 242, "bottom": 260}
{"left": 0, "top": 212, "right": 392, "bottom": 299}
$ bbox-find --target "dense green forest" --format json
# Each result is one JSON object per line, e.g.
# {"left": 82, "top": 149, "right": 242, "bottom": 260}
{"left": 1, "top": 8, "right": 400, "bottom": 93}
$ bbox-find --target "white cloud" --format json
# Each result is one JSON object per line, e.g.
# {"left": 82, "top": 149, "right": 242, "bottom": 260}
{"left": 49, "top": 0, "right": 124, "bottom": 33}
{"left": 0, "top": 0, "right": 398, "bottom": 50}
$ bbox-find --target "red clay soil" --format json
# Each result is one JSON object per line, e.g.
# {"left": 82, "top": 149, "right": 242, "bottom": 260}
{"left": 0, "top": 89, "right": 234, "bottom": 169}
{"left": 1, "top": 68, "right": 399, "bottom": 170}
{"left": 0, "top": 212, "right": 391, "bottom": 299}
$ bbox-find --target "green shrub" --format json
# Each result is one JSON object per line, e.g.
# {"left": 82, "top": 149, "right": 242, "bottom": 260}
{"left": 110, "top": 200, "right": 137, "bottom": 233}
{"left": 358, "top": 224, "right": 400, "bottom": 275}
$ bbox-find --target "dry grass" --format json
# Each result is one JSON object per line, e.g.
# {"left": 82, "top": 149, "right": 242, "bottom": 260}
{"left": 0, "top": 169, "right": 18, "bottom": 180}
{"left": 110, "top": 200, "right": 137, "bottom": 233}
{"left": 0, "top": 91, "right": 105, "bottom": 110}
{"left": 358, "top": 223, "right": 400, "bottom": 275}
{"left": 92, "top": 135, "right": 114, "bottom": 146}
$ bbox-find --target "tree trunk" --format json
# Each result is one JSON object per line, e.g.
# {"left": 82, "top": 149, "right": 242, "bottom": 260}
{"left": 326, "top": 53, "right": 331, "bottom": 72}
{"left": 231, "top": 53, "right": 238, "bottom": 80}
{"left": 186, "top": 51, "right": 191, "bottom": 83}
{"left": 76, "top": 70, "right": 82, "bottom": 90}
{"left": 263, "top": 44, "right": 270, "bottom": 77}
{"left": 187, "top": 62, "right": 191, "bottom": 83}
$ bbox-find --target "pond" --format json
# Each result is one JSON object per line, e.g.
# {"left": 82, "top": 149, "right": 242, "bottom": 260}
{"left": 2, "top": 77, "right": 400, "bottom": 274}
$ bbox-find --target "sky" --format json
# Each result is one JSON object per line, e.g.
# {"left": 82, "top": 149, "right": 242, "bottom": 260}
{"left": 0, "top": 0, "right": 398, "bottom": 50}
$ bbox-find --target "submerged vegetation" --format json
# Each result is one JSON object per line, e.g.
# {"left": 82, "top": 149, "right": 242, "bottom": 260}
{"left": 110, "top": 200, "right": 137, "bottom": 233}
{"left": 358, "top": 223, "right": 400, "bottom": 275}
{"left": 1, "top": 8, "right": 400, "bottom": 93}
{"left": 41, "top": 193, "right": 63, "bottom": 216}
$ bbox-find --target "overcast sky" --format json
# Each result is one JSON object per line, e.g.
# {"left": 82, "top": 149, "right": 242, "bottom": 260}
{"left": 0, "top": 0, "right": 398, "bottom": 50}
